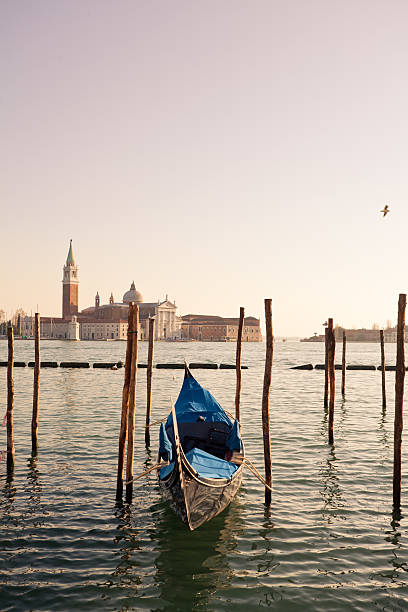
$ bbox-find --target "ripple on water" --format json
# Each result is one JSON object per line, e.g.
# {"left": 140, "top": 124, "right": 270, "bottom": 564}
{"left": 1, "top": 341, "right": 408, "bottom": 610}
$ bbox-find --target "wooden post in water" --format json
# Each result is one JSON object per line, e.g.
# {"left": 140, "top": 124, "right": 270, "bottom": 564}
{"left": 145, "top": 317, "right": 155, "bottom": 446}
{"left": 341, "top": 330, "right": 346, "bottom": 397}
{"left": 262, "top": 299, "right": 273, "bottom": 505}
{"left": 31, "top": 313, "right": 40, "bottom": 455}
{"left": 126, "top": 304, "right": 139, "bottom": 503}
{"left": 393, "top": 294, "right": 406, "bottom": 509}
{"left": 116, "top": 303, "right": 136, "bottom": 502}
{"left": 324, "top": 328, "right": 329, "bottom": 408}
{"left": 380, "top": 329, "right": 386, "bottom": 409}
{"left": 7, "top": 326, "right": 15, "bottom": 474}
{"left": 327, "top": 318, "right": 335, "bottom": 445}
{"left": 235, "top": 307, "right": 244, "bottom": 422}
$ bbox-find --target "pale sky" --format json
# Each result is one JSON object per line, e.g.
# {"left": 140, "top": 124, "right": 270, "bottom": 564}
{"left": 1, "top": 0, "right": 408, "bottom": 336}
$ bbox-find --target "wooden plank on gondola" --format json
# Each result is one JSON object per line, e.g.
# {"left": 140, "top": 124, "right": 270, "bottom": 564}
{"left": 171, "top": 402, "right": 192, "bottom": 529}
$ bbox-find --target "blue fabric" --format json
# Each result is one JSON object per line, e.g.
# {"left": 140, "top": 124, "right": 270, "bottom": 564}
{"left": 159, "top": 448, "right": 238, "bottom": 481}
{"left": 186, "top": 448, "right": 238, "bottom": 479}
{"left": 166, "top": 375, "right": 232, "bottom": 426}
{"left": 227, "top": 419, "right": 242, "bottom": 452}
{"left": 159, "top": 423, "right": 173, "bottom": 462}
{"left": 159, "top": 461, "right": 174, "bottom": 480}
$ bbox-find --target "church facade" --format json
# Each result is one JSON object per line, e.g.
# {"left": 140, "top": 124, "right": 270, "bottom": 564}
{"left": 23, "top": 241, "right": 179, "bottom": 340}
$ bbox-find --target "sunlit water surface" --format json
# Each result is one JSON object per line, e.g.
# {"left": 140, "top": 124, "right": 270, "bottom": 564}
{"left": 1, "top": 340, "right": 408, "bottom": 611}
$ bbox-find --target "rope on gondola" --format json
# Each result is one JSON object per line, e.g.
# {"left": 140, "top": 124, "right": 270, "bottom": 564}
{"left": 124, "top": 456, "right": 272, "bottom": 492}
{"left": 150, "top": 416, "right": 167, "bottom": 427}
{"left": 242, "top": 457, "right": 273, "bottom": 492}
{"left": 124, "top": 462, "right": 169, "bottom": 486}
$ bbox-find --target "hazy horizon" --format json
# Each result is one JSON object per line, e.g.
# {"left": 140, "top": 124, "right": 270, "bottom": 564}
{"left": 2, "top": 1, "right": 408, "bottom": 336}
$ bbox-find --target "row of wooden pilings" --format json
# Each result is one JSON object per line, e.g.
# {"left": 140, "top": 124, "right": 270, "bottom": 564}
{"left": 5, "top": 313, "right": 41, "bottom": 472}
{"left": 323, "top": 294, "right": 406, "bottom": 510}
{"left": 9, "top": 296, "right": 406, "bottom": 511}
{"left": 3, "top": 304, "right": 272, "bottom": 504}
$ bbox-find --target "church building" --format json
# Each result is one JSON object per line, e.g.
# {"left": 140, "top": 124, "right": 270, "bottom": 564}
{"left": 53, "top": 240, "right": 178, "bottom": 340}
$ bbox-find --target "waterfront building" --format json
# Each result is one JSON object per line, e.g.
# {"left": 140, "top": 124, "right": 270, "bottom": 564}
{"left": 181, "top": 314, "right": 261, "bottom": 342}
{"left": 79, "top": 284, "right": 179, "bottom": 340}
{"left": 20, "top": 240, "right": 178, "bottom": 341}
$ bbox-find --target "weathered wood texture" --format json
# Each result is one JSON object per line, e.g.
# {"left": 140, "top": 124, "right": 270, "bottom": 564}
{"left": 341, "top": 330, "right": 346, "bottom": 397}
{"left": 235, "top": 307, "right": 244, "bottom": 422}
{"left": 126, "top": 304, "right": 139, "bottom": 503}
{"left": 145, "top": 317, "right": 155, "bottom": 446}
{"left": 262, "top": 299, "right": 273, "bottom": 505}
{"left": 7, "top": 326, "right": 14, "bottom": 473}
{"left": 31, "top": 313, "right": 40, "bottom": 454}
{"left": 393, "top": 294, "right": 406, "bottom": 509}
{"left": 116, "top": 303, "right": 137, "bottom": 502}
{"left": 327, "top": 318, "right": 336, "bottom": 445}
{"left": 380, "top": 329, "right": 386, "bottom": 409}
{"left": 324, "top": 328, "right": 329, "bottom": 408}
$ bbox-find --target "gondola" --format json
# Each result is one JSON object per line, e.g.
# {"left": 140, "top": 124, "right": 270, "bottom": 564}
{"left": 158, "top": 365, "right": 244, "bottom": 530}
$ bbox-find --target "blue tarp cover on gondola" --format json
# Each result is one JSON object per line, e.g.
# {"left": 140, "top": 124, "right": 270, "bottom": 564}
{"left": 159, "top": 423, "right": 173, "bottom": 462}
{"left": 166, "top": 375, "right": 232, "bottom": 426}
{"left": 227, "top": 419, "right": 242, "bottom": 451}
{"left": 159, "top": 448, "right": 238, "bottom": 480}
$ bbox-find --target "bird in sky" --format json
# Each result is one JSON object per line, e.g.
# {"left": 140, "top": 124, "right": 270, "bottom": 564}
{"left": 380, "top": 205, "right": 390, "bottom": 217}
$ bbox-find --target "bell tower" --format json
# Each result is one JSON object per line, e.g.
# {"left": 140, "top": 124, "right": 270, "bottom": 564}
{"left": 62, "top": 240, "right": 79, "bottom": 319}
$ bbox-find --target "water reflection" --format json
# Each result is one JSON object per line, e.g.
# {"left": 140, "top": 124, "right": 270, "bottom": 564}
{"left": 378, "top": 405, "right": 390, "bottom": 459}
{"left": 0, "top": 472, "right": 16, "bottom": 527}
{"left": 112, "top": 503, "right": 144, "bottom": 590}
{"left": 23, "top": 455, "right": 47, "bottom": 528}
{"left": 151, "top": 498, "right": 244, "bottom": 611}
{"left": 383, "top": 510, "right": 408, "bottom": 584}
{"left": 318, "top": 446, "right": 344, "bottom": 523}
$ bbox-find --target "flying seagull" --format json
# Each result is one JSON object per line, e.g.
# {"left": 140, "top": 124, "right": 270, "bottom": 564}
{"left": 380, "top": 205, "right": 390, "bottom": 217}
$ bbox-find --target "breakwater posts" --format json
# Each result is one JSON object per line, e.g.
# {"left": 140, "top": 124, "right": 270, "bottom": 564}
{"left": 0, "top": 361, "right": 249, "bottom": 369}
{"left": 291, "top": 364, "right": 402, "bottom": 371}
{"left": 0, "top": 361, "right": 26, "bottom": 367}
{"left": 324, "top": 328, "right": 328, "bottom": 409}
{"left": 380, "top": 329, "right": 386, "bottom": 409}
{"left": 341, "top": 330, "right": 346, "bottom": 397}
{"left": 262, "top": 298, "right": 273, "bottom": 506}
{"left": 126, "top": 304, "right": 139, "bottom": 504}
{"left": 31, "top": 313, "right": 40, "bottom": 455}
{"left": 116, "top": 303, "right": 138, "bottom": 503}
{"left": 327, "top": 318, "right": 335, "bottom": 445}
{"left": 7, "top": 326, "right": 14, "bottom": 475}
{"left": 393, "top": 293, "right": 406, "bottom": 510}
{"left": 145, "top": 317, "right": 155, "bottom": 447}
{"left": 235, "top": 306, "right": 244, "bottom": 422}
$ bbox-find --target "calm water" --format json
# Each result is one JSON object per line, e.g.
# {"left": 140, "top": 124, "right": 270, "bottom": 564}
{"left": 1, "top": 339, "right": 408, "bottom": 611}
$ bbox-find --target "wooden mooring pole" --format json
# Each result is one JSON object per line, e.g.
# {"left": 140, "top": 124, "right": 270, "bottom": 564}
{"left": 393, "top": 294, "right": 406, "bottom": 509}
{"left": 262, "top": 299, "right": 273, "bottom": 505}
{"left": 327, "top": 318, "right": 335, "bottom": 445}
{"left": 116, "top": 303, "right": 136, "bottom": 502}
{"left": 341, "top": 330, "right": 346, "bottom": 398}
{"left": 380, "top": 329, "right": 386, "bottom": 409}
{"left": 126, "top": 304, "right": 139, "bottom": 503}
{"left": 324, "top": 328, "right": 329, "bottom": 408}
{"left": 235, "top": 307, "right": 244, "bottom": 422}
{"left": 145, "top": 317, "right": 155, "bottom": 446}
{"left": 7, "top": 326, "right": 15, "bottom": 474}
{"left": 31, "top": 313, "right": 40, "bottom": 455}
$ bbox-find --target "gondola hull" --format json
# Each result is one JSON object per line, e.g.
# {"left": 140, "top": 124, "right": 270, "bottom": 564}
{"left": 159, "top": 453, "right": 243, "bottom": 530}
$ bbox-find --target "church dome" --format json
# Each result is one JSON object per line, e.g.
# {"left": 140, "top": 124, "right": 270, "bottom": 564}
{"left": 123, "top": 281, "right": 143, "bottom": 304}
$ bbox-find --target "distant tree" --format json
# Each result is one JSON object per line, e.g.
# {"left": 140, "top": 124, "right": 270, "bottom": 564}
{"left": 386, "top": 319, "right": 392, "bottom": 329}
{"left": 0, "top": 309, "right": 5, "bottom": 323}
{"left": 372, "top": 322, "right": 379, "bottom": 330}
{"left": 11, "top": 308, "right": 27, "bottom": 325}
